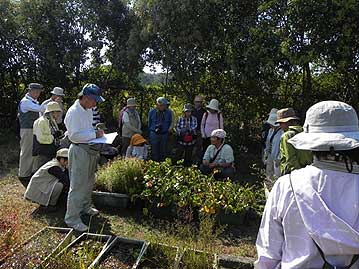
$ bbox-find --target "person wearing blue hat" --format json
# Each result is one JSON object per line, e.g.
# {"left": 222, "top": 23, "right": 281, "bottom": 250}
{"left": 64, "top": 83, "right": 105, "bottom": 232}
{"left": 148, "top": 97, "right": 172, "bottom": 162}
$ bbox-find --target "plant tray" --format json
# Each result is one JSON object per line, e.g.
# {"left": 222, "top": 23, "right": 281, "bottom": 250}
{"left": 139, "top": 243, "right": 182, "bottom": 269}
{"left": 92, "top": 236, "right": 149, "bottom": 269}
{"left": 179, "top": 248, "right": 218, "bottom": 269}
{"left": 217, "top": 254, "right": 254, "bottom": 269}
{"left": 47, "top": 233, "right": 112, "bottom": 268}
{"left": 93, "top": 191, "right": 130, "bottom": 209}
{"left": 0, "top": 226, "right": 73, "bottom": 269}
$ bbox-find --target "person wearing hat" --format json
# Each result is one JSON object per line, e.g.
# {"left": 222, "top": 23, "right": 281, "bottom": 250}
{"left": 148, "top": 97, "right": 173, "bottom": 162}
{"left": 261, "top": 108, "right": 278, "bottom": 153}
{"left": 263, "top": 110, "right": 283, "bottom": 197}
{"left": 24, "top": 148, "right": 70, "bottom": 210}
{"left": 201, "top": 99, "right": 224, "bottom": 157}
{"left": 126, "top": 134, "right": 149, "bottom": 160}
{"left": 64, "top": 83, "right": 105, "bottom": 232}
{"left": 175, "top": 104, "right": 198, "bottom": 167}
{"left": 192, "top": 95, "right": 206, "bottom": 164}
{"left": 276, "top": 108, "right": 313, "bottom": 175}
{"left": 32, "top": 101, "right": 64, "bottom": 171}
{"left": 200, "top": 129, "right": 235, "bottom": 180}
{"left": 18, "top": 83, "right": 46, "bottom": 183}
{"left": 255, "top": 101, "right": 359, "bottom": 268}
{"left": 118, "top": 98, "right": 142, "bottom": 156}
{"left": 276, "top": 107, "right": 313, "bottom": 175}
{"left": 41, "top": 87, "right": 65, "bottom": 124}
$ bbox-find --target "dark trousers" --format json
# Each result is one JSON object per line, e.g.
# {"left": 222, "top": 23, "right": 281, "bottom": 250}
{"left": 176, "top": 144, "right": 194, "bottom": 167}
{"left": 199, "top": 164, "right": 235, "bottom": 180}
{"left": 121, "top": 137, "right": 131, "bottom": 156}
{"left": 202, "top": 138, "right": 211, "bottom": 157}
{"left": 150, "top": 132, "right": 169, "bottom": 162}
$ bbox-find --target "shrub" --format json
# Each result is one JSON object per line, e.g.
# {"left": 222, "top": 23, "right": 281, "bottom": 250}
{"left": 96, "top": 158, "right": 144, "bottom": 196}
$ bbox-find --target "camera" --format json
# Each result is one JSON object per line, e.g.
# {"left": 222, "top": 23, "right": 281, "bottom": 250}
{"left": 155, "top": 124, "right": 162, "bottom": 134}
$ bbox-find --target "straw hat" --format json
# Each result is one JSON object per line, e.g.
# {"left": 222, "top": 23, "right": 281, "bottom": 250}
{"left": 56, "top": 148, "right": 69, "bottom": 158}
{"left": 276, "top": 108, "right": 300, "bottom": 123}
{"left": 211, "top": 129, "right": 226, "bottom": 139}
{"left": 45, "top": 101, "right": 62, "bottom": 114}
{"left": 288, "top": 101, "right": 359, "bottom": 151}
{"left": 51, "top": 87, "right": 65, "bottom": 96}
{"left": 206, "top": 99, "right": 220, "bottom": 112}
{"left": 130, "top": 134, "right": 147, "bottom": 146}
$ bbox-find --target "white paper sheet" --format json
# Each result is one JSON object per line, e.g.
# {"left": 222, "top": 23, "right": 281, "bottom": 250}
{"left": 89, "top": 132, "right": 118, "bottom": 145}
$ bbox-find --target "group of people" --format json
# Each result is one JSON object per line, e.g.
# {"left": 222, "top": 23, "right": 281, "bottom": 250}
{"left": 118, "top": 95, "right": 234, "bottom": 179}
{"left": 17, "top": 82, "right": 235, "bottom": 232}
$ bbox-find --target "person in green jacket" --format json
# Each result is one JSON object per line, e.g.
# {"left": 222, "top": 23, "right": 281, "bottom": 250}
{"left": 276, "top": 108, "right": 313, "bottom": 175}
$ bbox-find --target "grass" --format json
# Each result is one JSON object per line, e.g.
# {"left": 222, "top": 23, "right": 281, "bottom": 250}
{"left": 0, "top": 130, "right": 258, "bottom": 268}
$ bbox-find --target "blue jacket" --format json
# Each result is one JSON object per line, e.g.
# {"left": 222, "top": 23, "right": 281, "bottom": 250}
{"left": 148, "top": 108, "right": 172, "bottom": 134}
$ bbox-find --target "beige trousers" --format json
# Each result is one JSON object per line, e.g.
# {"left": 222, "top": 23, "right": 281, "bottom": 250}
{"left": 49, "top": 182, "right": 64, "bottom": 206}
{"left": 18, "top": 129, "right": 34, "bottom": 177}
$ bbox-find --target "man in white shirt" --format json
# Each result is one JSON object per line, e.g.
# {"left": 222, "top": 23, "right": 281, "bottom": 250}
{"left": 255, "top": 101, "right": 359, "bottom": 269}
{"left": 18, "top": 83, "right": 45, "bottom": 182}
{"left": 64, "top": 83, "right": 105, "bottom": 232}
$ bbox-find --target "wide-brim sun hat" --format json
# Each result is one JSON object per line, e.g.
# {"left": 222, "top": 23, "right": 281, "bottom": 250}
{"left": 206, "top": 99, "right": 220, "bottom": 112}
{"left": 275, "top": 107, "right": 300, "bottom": 123}
{"left": 266, "top": 113, "right": 279, "bottom": 126}
{"left": 45, "top": 101, "right": 62, "bottom": 114}
{"left": 51, "top": 87, "right": 65, "bottom": 96}
{"left": 131, "top": 134, "right": 147, "bottom": 146}
{"left": 268, "top": 108, "right": 278, "bottom": 115}
{"left": 288, "top": 101, "right": 359, "bottom": 151}
{"left": 127, "top": 97, "right": 137, "bottom": 107}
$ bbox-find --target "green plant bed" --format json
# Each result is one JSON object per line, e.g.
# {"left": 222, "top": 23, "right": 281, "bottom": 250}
{"left": 95, "top": 236, "right": 148, "bottom": 269}
{"left": 0, "top": 226, "right": 73, "bottom": 268}
{"left": 139, "top": 243, "right": 182, "bottom": 269}
{"left": 179, "top": 249, "right": 218, "bottom": 269}
{"left": 47, "top": 233, "right": 112, "bottom": 269}
{"left": 92, "top": 191, "right": 130, "bottom": 209}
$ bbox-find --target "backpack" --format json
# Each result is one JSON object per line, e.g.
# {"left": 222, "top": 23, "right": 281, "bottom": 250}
{"left": 203, "top": 111, "right": 222, "bottom": 131}
{"left": 289, "top": 174, "right": 359, "bottom": 269}
{"left": 117, "top": 106, "right": 129, "bottom": 136}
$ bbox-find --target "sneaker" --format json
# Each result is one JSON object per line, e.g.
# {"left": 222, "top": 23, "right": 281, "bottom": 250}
{"left": 83, "top": 207, "right": 99, "bottom": 216}
{"left": 69, "top": 222, "right": 88, "bottom": 232}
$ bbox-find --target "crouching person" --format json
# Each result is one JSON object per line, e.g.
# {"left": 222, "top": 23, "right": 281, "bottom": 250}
{"left": 24, "top": 148, "right": 70, "bottom": 210}
{"left": 126, "top": 134, "right": 149, "bottom": 160}
{"left": 200, "top": 129, "right": 235, "bottom": 180}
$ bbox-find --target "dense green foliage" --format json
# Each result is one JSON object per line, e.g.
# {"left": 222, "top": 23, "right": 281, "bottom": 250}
{"left": 1, "top": 0, "right": 359, "bottom": 153}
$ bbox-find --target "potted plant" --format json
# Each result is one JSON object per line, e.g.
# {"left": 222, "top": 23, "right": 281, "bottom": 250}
{"left": 0, "top": 226, "right": 74, "bottom": 268}
{"left": 94, "top": 158, "right": 145, "bottom": 209}
{"left": 91, "top": 236, "right": 149, "bottom": 269}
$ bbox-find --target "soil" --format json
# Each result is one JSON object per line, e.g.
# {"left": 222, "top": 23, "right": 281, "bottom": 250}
{"left": 0, "top": 228, "right": 67, "bottom": 269}
{"left": 139, "top": 244, "right": 178, "bottom": 269}
{"left": 99, "top": 242, "right": 142, "bottom": 269}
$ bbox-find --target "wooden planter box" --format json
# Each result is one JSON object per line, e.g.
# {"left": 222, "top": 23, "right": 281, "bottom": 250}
{"left": 92, "top": 191, "right": 130, "bottom": 209}
{"left": 91, "top": 236, "right": 149, "bottom": 269}
{"left": 139, "top": 243, "right": 182, "bottom": 269}
{"left": 0, "top": 226, "right": 74, "bottom": 268}
{"left": 51, "top": 233, "right": 113, "bottom": 269}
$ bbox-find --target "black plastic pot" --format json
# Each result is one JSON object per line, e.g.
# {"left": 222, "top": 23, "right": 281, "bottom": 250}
{"left": 92, "top": 191, "right": 130, "bottom": 209}
{"left": 91, "top": 236, "right": 149, "bottom": 269}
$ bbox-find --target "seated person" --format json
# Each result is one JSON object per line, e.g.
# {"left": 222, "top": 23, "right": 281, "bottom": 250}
{"left": 24, "top": 148, "right": 70, "bottom": 209}
{"left": 126, "top": 134, "right": 149, "bottom": 160}
{"left": 200, "top": 129, "right": 235, "bottom": 180}
{"left": 33, "top": 101, "right": 63, "bottom": 171}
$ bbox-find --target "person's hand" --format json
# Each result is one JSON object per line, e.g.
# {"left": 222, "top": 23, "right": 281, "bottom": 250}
{"left": 208, "top": 163, "right": 217, "bottom": 169}
{"left": 96, "top": 130, "right": 104, "bottom": 138}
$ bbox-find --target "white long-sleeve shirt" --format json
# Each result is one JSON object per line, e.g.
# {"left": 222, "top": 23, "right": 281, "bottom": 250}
{"left": 19, "top": 94, "right": 45, "bottom": 113}
{"left": 255, "top": 164, "right": 359, "bottom": 269}
{"left": 64, "top": 100, "right": 96, "bottom": 144}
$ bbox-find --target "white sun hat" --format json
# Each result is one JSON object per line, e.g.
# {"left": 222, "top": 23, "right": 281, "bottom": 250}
{"left": 211, "top": 129, "right": 226, "bottom": 139}
{"left": 51, "top": 87, "right": 65, "bottom": 96}
{"left": 288, "top": 101, "right": 359, "bottom": 151}
{"left": 266, "top": 113, "right": 279, "bottom": 126}
{"left": 206, "top": 99, "right": 220, "bottom": 112}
